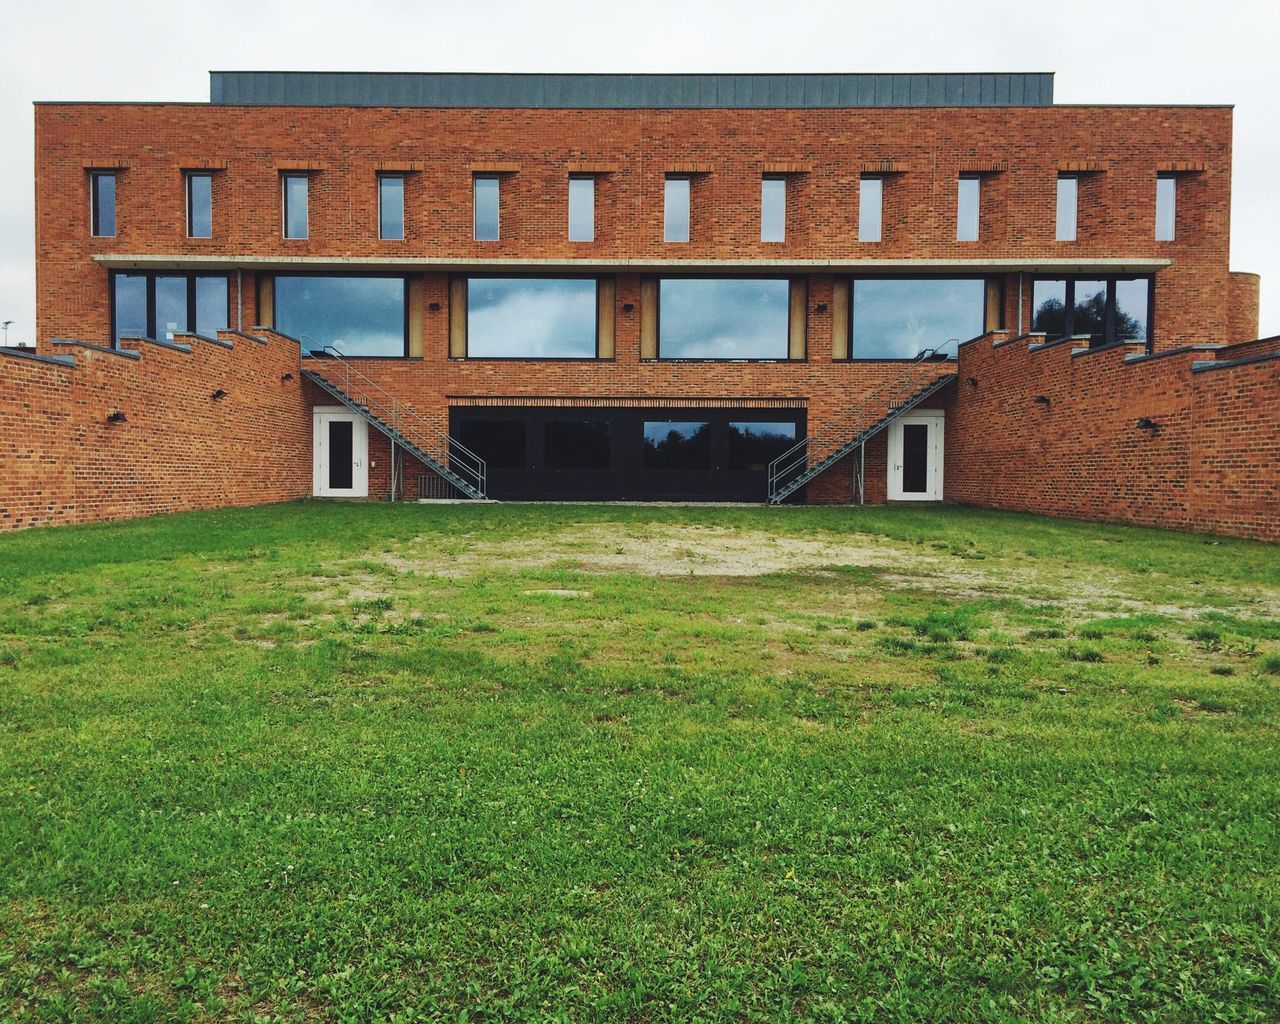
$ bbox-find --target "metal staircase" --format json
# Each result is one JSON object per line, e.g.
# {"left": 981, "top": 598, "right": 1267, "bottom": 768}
{"left": 767, "top": 348, "right": 957, "bottom": 504}
{"left": 303, "top": 348, "right": 488, "bottom": 500}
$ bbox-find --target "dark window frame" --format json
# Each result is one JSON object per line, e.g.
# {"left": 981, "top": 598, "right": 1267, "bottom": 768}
{"left": 1055, "top": 173, "right": 1079, "bottom": 242}
{"left": 281, "top": 173, "right": 310, "bottom": 240}
{"left": 457, "top": 273, "right": 604, "bottom": 361}
{"left": 843, "top": 273, "right": 992, "bottom": 363}
{"left": 568, "top": 174, "right": 596, "bottom": 243}
{"left": 655, "top": 275, "right": 797, "bottom": 363}
{"left": 90, "top": 172, "right": 117, "bottom": 238}
{"left": 1155, "top": 172, "right": 1177, "bottom": 242}
{"left": 275, "top": 271, "right": 411, "bottom": 359}
{"left": 108, "top": 270, "right": 230, "bottom": 346}
{"left": 1029, "top": 274, "right": 1156, "bottom": 351}
{"left": 760, "top": 174, "right": 787, "bottom": 243}
{"left": 473, "top": 173, "right": 501, "bottom": 241}
{"left": 858, "top": 174, "right": 883, "bottom": 243}
{"left": 185, "top": 172, "right": 213, "bottom": 238}
{"left": 663, "top": 174, "right": 692, "bottom": 243}
{"left": 378, "top": 173, "right": 406, "bottom": 241}
{"left": 956, "top": 173, "right": 981, "bottom": 242}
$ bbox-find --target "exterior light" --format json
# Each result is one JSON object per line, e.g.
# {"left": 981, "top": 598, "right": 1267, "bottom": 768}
{"left": 1136, "top": 417, "right": 1160, "bottom": 431}
{"left": 281, "top": 373, "right": 294, "bottom": 381}
{"left": 107, "top": 411, "right": 127, "bottom": 424}
{"left": 815, "top": 303, "right": 828, "bottom": 313}
{"left": 1034, "top": 395, "right": 1050, "bottom": 406}
{"left": 211, "top": 389, "right": 228, "bottom": 400}
{"left": 622, "top": 303, "right": 635, "bottom": 313}
{"left": 428, "top": 302, "right": 442, "bottom": 312}
{"left": 966, "top": 377, "right": 979, "bottom": 388}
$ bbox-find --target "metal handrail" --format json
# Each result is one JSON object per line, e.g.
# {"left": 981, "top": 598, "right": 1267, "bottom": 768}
{"left": 310, "top": 346, "right": 487, "bottom": 498}
{"left": 767, "top": 344, "right": 953, "bottom": 502}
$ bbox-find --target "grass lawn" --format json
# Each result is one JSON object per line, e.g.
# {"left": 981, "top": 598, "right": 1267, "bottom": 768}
{"left": 1, "top": 501, "right": 1278, "bottom": 1023}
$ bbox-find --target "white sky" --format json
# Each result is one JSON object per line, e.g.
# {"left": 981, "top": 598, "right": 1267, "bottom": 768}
{"left": 1, "top": 0, "right": 1277, "bottom": 345}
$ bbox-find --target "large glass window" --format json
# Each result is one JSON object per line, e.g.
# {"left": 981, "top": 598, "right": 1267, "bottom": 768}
{"left": 658, "top": 278, "right": 790, "bottom": 359}
{"left": 379, "top": 175, "right": 405, "bottom": 240}
{"left": 456, "top": 420, "right": 526, "bottom": 469}
{"left": 283, "top": 174, "right": 309, "bottom": 239}
{"left": 1056, "top": 175, "right": 1078, "bottom": 241}
{"left": 474, "top": 175, "right": 499, "bottom": 241}
{"left": 111, "top": 272, "right": 229, "bottom": 346}
{"left": 1156, "top": 174, "right": 1176, "bottom": 241}
{"left": 858, "top": 176, "right": 882, "bottom": 243}
{"left": 568, "top": 176, "right": 595, "bottom": 242}
{"left": 186, "top": 173, "right": 212, "bottom": 238}
{"left": 1031, "top": 277, "right": 1151, "bottom": 348}
{"left": 729, "top": 422, "right": 797, "bottom": 472}
{"left": 643, "top": 421, "right": 711, "bottom": 470}
{"left": 664, "top": 176, "right": 690, "bottom": 243}
{"left": 466, "top": 278, "right": 597, "bottom": 358}
{"left": 761, "top": 177, "right": 786, "bottom": 242}
{"left": 276, "top": 275, "right": 406, "bottom": 356}
{"left": 91, "top": 173, "right": 116, "bottom": 237}
{"left": 957, "top": 175, "right": 980, "bottom": 242}
{"left": 546, "top": 419, "right": 611, "bottom": 470}
{"left": 850, "top": 278, "right": 985, "bottom": 359}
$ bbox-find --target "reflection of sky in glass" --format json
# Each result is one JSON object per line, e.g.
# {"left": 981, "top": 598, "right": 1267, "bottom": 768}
{"left": 156, "top": 276, "right": 187, "bottom": 341}
{"left": 761, "top": 178, "right": 785, "bottom": 242}
{"left": 1115, "top": 279, "right": 1149, "bottom": 339}
{"left": 283, "top": 175, "right": 308, "bottom": 239}
{"left": 730, "top": 422, "right": 796, "bottom": 440}
{"left": 188, "top": 174, "right": 212, "bottom": 237}
{"left": 664, "top": 177, "right": 690, "bottom": 242}
{"left": 569, "top": 177, "right": 594, "bottom": 242}
{"left": 1032, "top": 280, "right": 1067, "bottom": 337}
{"left": 852, "top": 279, "right": 984, "bottom": 358}
{"left": 957, "top": 177, "right": 980, "bottom": 241}
{"left": 474, "top": 176, "right": 499, "bottom": 240}
{"left": 1056, "top": 176, "right": 1077, "bottom": 241}
{"left": 276, "top": 276, "right": 405, "bottom": 355}
{"left": 93, "top": 174, "right": 116, "bottom": 236}
{"left": 379, "top": 176, "right": 404, "bottom": 240}
{"left": 643, "top": 421, "right": 705, "bottom": 444}
{"left": 196, "top": 276, "right": 228, "bottom": 337}
{"left": 659, "top": 279, "right": 789, "bottom": 358}
{"left": 859, "top": 176, "right": 882, "bottom": 242}
{"left": 114, "top": 274, "right": 146, "bottom": 342}
{"left": 467, "top": 278, "right": 596, "bottom": 357}
{"left": 1156, "top": 176, "right": 1176, "bottom": 241}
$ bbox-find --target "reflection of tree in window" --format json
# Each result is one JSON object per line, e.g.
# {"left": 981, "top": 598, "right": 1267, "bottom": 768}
{"left": 728, "top": 422, "right": 796, "bottom": 471}
{"left": 1032, "top": 296, "right": 1067, "bottom": 338}
{"left": 643, "top": 422, "right": 711, "bottom": 470}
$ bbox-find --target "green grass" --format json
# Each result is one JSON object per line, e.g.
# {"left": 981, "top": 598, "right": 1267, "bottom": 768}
{"left": 1, "top": 500, "right": 1278, "bottom": 1023}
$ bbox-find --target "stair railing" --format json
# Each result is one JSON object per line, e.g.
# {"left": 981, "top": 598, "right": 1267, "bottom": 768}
{"left": 310, "top": 346, "right": 486, "bottom": 498}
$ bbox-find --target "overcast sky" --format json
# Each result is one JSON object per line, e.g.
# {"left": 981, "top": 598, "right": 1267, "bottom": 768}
{"left": 2, "top": 0, "right": 1277, "bottom": 345}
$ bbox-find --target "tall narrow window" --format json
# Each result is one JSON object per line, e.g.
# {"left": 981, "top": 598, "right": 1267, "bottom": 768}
{"left": 186, "top": 173, "right": 212, "bottom": 238}
{"left": 858, "top": 176, "right": 882, "bottom": 243}
{"left": 379, "top": 175, "right": 405, "bottom": 240}
{"left": 568, "top": 176, "right": 595, "bottom": 242}
{"left": 957, "top": 175, "right": 980, "bottom": 242}
{"left": 664, "top": 176, "right": 690, "bottom": 243}
{"left": 90, "top": 173, "right": 116, "bottom": 237}
{"left": 1155, "top": 173, "right": 1176, "bottom": 241}
{"left": 282, "top": 174, "right": 309, "bottom": 239}
{"left": 1056, "top": 175, "right": 1078, "bottom": 242}
{"left": 761, "top": 176, "right": 786, "bottom": 242}
{"left": 474, "top": 175, "right": 499, "bottom": 241}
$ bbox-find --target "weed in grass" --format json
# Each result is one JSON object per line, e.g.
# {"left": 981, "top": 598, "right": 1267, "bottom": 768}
{"left": 1258, "top": 653, "right": 1280, "bottom": 675}
{"left": 1063, "top": 644, "right": 1105, "bottom": 663}
{"left": 1210, "top": 665, "right": 1235, "bottom": 676}
{"left": 1189, "top": 624, "right": 1223, "bottom": 649}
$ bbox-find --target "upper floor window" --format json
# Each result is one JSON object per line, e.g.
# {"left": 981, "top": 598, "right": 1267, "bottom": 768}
{"left": 282, "top": 174, "right": 309, "bottom": 239}
{"left": 464, "top": 277, "right": 598, "bottom": 358}
{"left": 277, "top": 275, "right": 407, "bottom": 356}
{"left": 658, "top": 278, "right": 790, "bottom": 359}
{"left": 90, "top": 173, "right": 116, "bottom": 238}
{"left": 664, "top": 176, "right": 690, "bottom": 243}
{"left": 849, "top": 277, "right": 985, "bottom": 360}
{"left": 186, "top": 173, "right": 212, "bottom": 238}
{"left": 1031, "top": 276, "right": 1151, "bottom": 349}
{"left": 1155, "top": 173, "right": 1176, "bottom": 241}
{"left": 1055, "top": 175, "right": 1078, "bottom": 242}
{"left": 761, "top": 176, "right": 786, "bottom": 243}
{"left": 474, "top": 175, "right": 500, "bottom": 241}
{"left": 858, "top": 176, "right": 882, "bottom": 243}
{"left": 111, "top": 271, "right": 228, "bottom": 345}
{"left": 568, "top": 176, "right": 595, "bottom": 242}
{"left": 379, "top": 175, "right": 405, "bottom": 240}
{"left": 956, "top": 175, "right": 980, "bottom": 242}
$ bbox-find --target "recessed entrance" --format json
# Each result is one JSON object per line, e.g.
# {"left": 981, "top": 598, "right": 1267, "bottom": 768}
{"left": 313, "top": 407, "right": 369, "bottom": 497}
{"left": 887, "top": 410, "right": 944, "bottom": 501}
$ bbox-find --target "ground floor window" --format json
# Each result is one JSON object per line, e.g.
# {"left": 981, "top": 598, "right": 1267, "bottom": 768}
{"left": 277, "top": 275, "right": 407, "bottom": 357}
{"left": 1031, "top": 276, "right": 1151, "bottom": 348}
{"left": 849, "top": 277, "right": 987, "bottom": 359}
{"left": 111, "top": 271, "right": 228, "bottom": 345}
{"left": 658, "top": 278, "right": 791, "bottom": 359}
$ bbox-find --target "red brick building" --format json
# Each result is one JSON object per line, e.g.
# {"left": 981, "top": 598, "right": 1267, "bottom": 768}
{"left": 3, "top": 71, "right": 1275, "bottom": 538}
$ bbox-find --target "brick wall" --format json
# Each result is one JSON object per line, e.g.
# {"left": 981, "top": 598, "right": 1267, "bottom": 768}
{"left": 0, "top": 333, "right": 310, "bottom": 532}
{"left": 944, "top": 333, "right": 1280, "bottom": 542}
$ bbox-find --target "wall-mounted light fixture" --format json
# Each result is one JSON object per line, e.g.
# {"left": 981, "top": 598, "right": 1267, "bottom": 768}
{"left": 428, "top": 302, "right": 441, "bottom": 312}
{"left": 622, "top": 303, "right": 635, "bottom": 313}
{"left": 280, "top": 373, "right": 294, "bottom": 382}
{"left": 106, "top": 411, "right": 127, "bottom": 424}
{"left": 966, "top": 377, "right": 979, "bottom": 388}
{"left": 814, "top": 303, "right": 828, "bottom": 314}
{"left": 211, "top": 389, "right": 228, "bottom": 400}
{"left": 1136, "top": 417, "right": 1160, "bottom": 431}
{"left": 1034, "top": 395, "right": 1051, "bottom": 406}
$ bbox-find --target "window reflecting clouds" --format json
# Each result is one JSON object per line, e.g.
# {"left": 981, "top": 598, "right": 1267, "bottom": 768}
{"left": 113, "top": 274, "right": 146, "bottom": 344}
{"left": 1056, "top": 175, "right": 1078, "bottom": 241}
{"left": 474, "top": 176, "right": 499, "bottom": 241}
{"left": 283, "top": 175, "right": 309, "bottom": 239}
{"left": 664, "top": 177, "right": 690, "bottom": 243}
{"left": 187, "top": 173, "right": 212, "bottom": 238}
{"left": 467, "top": 278, "right": 597, "bottom": 358}
{"left": 659, "top": 278, "right": 789, "bottom": 359}
{"left": 277, "top": 276, "right": 406, "bottom": 356}
{"left": 1156, "top": 174, "right": 1176, "bottom": 241}
{"left": 858, "top": 176, "right": 882, "bottom": 242}
{"left": 379, "top": 176, "right": 405, "bottom": 240}
{"left": 569, "top": 177, "right": 595, "bottom": 242}
{"left": 957, "top": 176, "right": 980, "bottom": 241}
{"left": 761, "top": 177, "right": 785, "bottom": 242}
{"left": 851, "top": 278, "right": 985, "bottom": 359}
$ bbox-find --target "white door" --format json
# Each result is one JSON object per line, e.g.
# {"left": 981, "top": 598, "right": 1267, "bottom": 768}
{"left": 313, "top": 407, "right": 369, "bottom": 497}
{"left": 887, "top": 411, "right": 944, "bottom": 501}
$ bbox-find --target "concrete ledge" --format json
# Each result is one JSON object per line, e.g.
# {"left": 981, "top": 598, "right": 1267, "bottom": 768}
{"left": 174, "top": 331, "right": 233, "bottom": 350}
{"left": 994, "top": 332, "right": 1045, "bottom": 349}
{"left": 1192, "top": 350, "right": 1280, "bottom": 373}
{"left": 0, "top": 346, "right": 75, "bottom": 367}
{"left": 1070, "top": 340, "right": 1146, "bottom": 358}
{"left": 51, "top": 338, "right": 141, "bottom": 360}
{"left": 132, "top": 335, "right": 194, "bottom": 354}
{"left": 219, "top": 329, "right": 268, "bottom": 345}
{"left": 1027, "top": 334, "right": 1081, "bottom": 354}
{"left": 251, "top": 326, "right": 305, "bottom": 345}
{"left": 1124, "top": 344, "right": 1222, "bottom": 365}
